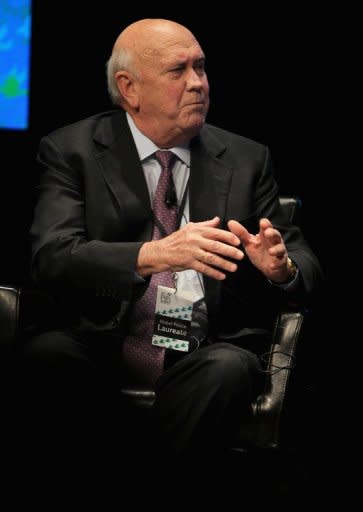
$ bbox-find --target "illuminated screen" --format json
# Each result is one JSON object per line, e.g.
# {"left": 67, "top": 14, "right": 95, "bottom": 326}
{"left": 0, "top": 0, "right": 32, "bottom": 130}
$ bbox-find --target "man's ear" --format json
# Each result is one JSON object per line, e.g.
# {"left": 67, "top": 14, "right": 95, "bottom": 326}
{"left": 115, "top": 71, "right": 139, "bottom": 109}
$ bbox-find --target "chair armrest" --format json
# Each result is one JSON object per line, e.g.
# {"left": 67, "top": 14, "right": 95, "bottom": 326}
{"left": 0, "top": 284, "right": 61, "bottom": 347}
{"left": 234, "top": 308, "right": 305, "bottom": 450}
{"left": 0, "top": 286, "right": 21, "bottom": 351}
{"left": 254, "top": 309, "right": 304, "bottom": 448}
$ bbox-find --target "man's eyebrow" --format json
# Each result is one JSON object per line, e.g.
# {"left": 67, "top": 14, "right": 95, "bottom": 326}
{"left": 169, "top": 56, "right": 206, "bottom": 66}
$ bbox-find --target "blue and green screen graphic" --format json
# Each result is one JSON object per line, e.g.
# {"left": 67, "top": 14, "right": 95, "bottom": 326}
{"left": 0, "top": 0, "right": 32, "bottom": 130}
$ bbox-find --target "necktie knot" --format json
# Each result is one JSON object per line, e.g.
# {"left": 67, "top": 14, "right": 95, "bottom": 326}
{"left": 154, "top": 150, "right": 176, "bottom": 170}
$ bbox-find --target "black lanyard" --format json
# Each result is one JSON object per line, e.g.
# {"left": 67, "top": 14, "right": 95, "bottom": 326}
{"left": 153, "top": 180, "right": 190, "bottom": 238}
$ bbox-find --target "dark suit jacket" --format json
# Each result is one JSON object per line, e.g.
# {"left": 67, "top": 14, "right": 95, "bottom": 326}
{"left": 30, "top": 109, "right": 322, "bottom": 340}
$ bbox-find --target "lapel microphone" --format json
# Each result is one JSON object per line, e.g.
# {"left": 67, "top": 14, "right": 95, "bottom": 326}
{"left": 165, "top": 182, "right": 177, "bottom": 208}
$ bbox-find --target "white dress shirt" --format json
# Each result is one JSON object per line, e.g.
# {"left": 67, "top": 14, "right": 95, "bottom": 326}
{"left": 126, "top": 113, "right": 205, "bottom": 302}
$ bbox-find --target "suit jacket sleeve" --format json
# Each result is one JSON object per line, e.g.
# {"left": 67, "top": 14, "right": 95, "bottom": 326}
{"left": 30, "top": 128, "right": 144, "bottom": 304}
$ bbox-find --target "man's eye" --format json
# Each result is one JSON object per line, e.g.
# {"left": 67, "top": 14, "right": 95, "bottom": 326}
{"left": 195, "top": 64, "right": 205, "bottom": 75}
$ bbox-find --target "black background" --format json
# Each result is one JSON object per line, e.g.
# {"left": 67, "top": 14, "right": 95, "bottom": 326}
{"left": 0, "top": 3, "right": 359, "bottom": 504}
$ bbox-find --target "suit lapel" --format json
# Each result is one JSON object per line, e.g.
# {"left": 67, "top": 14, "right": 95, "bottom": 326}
{"left": 94, "top": 111, "right": 153, "bottom": 241}
{"left": 189, "top": 134, "right": 232, "bottom": 223}
{"left": 190, "top": 129, "right": 234, "bottom": 330}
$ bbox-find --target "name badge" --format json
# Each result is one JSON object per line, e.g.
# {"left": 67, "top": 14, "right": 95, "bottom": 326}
{"left": 152, "top": 286, "right": 194, "bottom": 352}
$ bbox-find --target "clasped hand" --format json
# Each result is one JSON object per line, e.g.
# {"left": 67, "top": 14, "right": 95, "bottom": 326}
{"left": 137, "top": 216, "right": 290, "bottom": 282}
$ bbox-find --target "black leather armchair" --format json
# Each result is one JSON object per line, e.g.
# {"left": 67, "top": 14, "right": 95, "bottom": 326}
{"left": 0, "top": 196, "right": 305, "bottom": 452}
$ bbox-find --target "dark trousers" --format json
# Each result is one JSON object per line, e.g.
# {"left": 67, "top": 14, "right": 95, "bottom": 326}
{"left": 12, "top": 329, "right": 264, "bottom": 498}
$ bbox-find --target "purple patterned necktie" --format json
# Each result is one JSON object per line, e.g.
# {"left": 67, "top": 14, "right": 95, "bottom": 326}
{"left": 121, "top": 151, "right": 178, "bottom": 386}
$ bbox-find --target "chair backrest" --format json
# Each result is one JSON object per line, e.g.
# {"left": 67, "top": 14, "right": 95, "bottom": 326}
{"left": 279, "top": 195, "right": 302, "bottom": 224}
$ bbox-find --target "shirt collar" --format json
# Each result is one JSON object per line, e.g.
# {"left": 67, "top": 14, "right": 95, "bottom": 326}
{"left": 126, "top": 112, "right": 190, "bottom": 166}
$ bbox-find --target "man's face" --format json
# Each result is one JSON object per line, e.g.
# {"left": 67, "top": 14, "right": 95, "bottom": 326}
{"left": 135, "top": 35, "right": 210, "bottom": 145}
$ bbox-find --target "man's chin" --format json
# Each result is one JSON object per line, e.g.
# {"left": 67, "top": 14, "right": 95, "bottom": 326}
{"left": 183, "top": 111, "right": 206, "bottom": 131}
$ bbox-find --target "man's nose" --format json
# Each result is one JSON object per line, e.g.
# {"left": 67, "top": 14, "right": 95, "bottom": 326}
{"left": 186, "top": 69, "right": 204, "bottom": 89}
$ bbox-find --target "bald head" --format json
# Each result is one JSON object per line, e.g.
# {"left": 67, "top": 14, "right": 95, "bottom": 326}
{"left": 107, "top": 19, "right": 200, "bottom": 104}
{"left": 115, "top": 19, "right": 198, "bottom": 62}
{"left": 106, "top": 18, "right": 209, "bottom": 147}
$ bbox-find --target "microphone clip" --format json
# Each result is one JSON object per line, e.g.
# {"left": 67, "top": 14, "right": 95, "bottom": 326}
{"left": 165, "top": 186, "right": 177, "bottom": 208}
